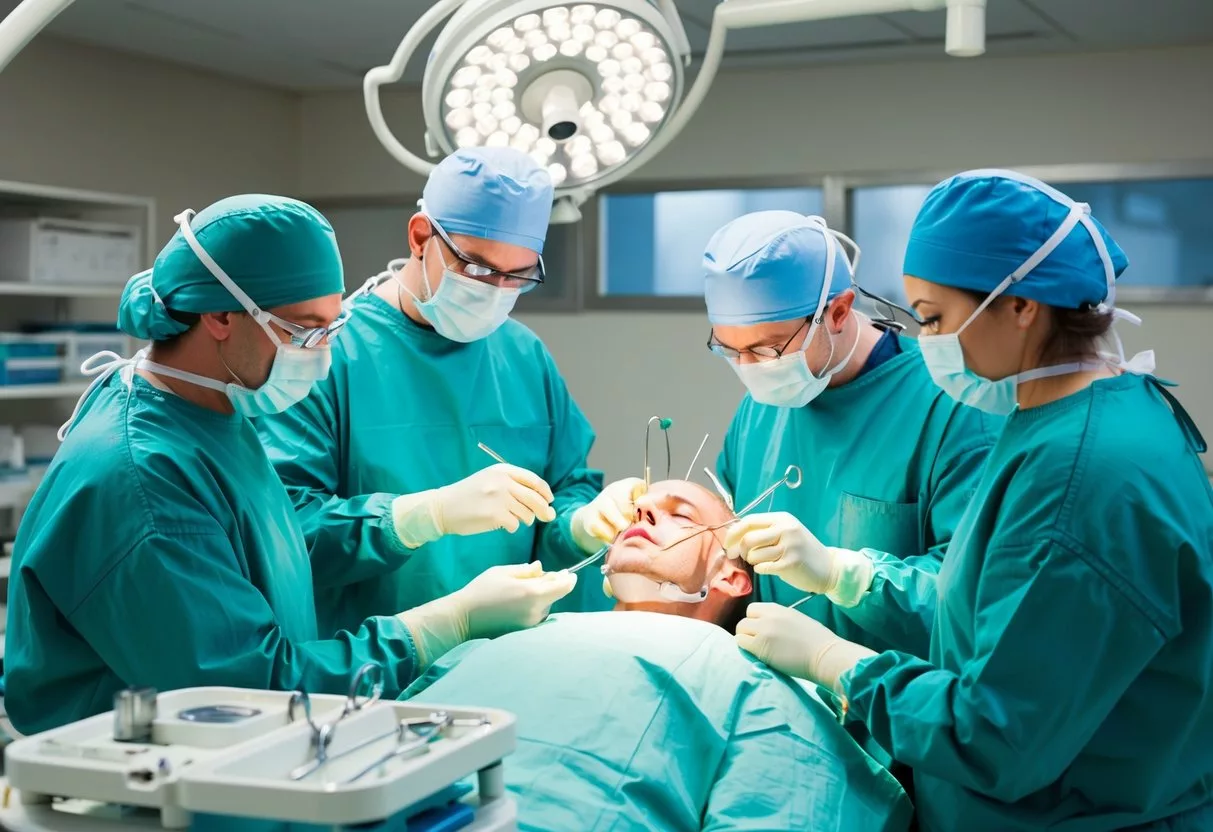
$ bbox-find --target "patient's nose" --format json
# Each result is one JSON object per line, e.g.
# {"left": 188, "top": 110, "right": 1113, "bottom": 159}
{"left": 633, "top": 496, "right": 658, "bottom": 527}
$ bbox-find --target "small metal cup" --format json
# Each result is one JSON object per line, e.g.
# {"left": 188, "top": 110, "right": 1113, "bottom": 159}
{"left": 113, "top": 687, "right": 157, "bottom": 743}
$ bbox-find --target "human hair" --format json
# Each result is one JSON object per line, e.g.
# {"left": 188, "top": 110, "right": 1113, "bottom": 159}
{"left": 958, "top": 289, "right": 1113, "bottom": 365}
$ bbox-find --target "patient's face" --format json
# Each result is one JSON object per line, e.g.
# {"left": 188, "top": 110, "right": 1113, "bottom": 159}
{"left": 605, "top": 480, "right": 735, "bottom": 595}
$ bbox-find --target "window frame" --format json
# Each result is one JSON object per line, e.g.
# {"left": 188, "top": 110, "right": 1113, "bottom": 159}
{"left": 839, "top": 161, "right": 1213, "bottom": 305}
{"left": 306, "top": 193, "right": 582, "bottom": 313}
{"left": 584, "top": 175, "right": 837, "bottom": 311}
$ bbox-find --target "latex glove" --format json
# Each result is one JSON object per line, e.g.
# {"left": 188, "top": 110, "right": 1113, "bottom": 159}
{"left": 570, "top": 478, "right": 647, "bottom": 554}
{"left": 724, "top": 512, "right": 874, "bottom": 607}
{"left": 391, "top": 464, "right": 557, "bottom": 548}
{"left": 736, "top": 603, "right": 876, "bottom": 694}
{"left": 398, "top": 562, "right": 576, "bottom": 669}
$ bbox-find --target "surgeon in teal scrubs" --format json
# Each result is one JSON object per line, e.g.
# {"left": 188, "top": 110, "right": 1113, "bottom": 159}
{"left": 704, "top": 212, "right": 998, "bottom": 657}
{"left": 736, "top": 170, "right": 1213, "bottom": 830}
{"left": 4, "top": 195, "right": 576, "bottom": 735}
{"left": 258, "top": 148, "right": 634, "bottom": 631}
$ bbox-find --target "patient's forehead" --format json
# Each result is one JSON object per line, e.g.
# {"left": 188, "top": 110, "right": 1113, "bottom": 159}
{"left": 646, "top": 480, "right": 732, "bottom": 523}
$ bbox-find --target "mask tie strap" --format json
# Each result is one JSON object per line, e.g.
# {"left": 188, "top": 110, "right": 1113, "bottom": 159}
{"left": 57, "top": 349, "right": 147, "bottom": 440}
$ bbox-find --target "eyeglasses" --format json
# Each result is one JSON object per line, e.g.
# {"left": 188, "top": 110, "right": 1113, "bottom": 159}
{"left": 266, "top": 308, "right": 351, "bottom": 349}
{"left": 707, "top": 317, "right": 811, "bottom": 362}
{"left": 428, "top": 218, "right": 545, "bottom": 293}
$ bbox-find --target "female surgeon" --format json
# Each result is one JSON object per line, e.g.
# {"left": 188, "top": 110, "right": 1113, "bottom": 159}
{"left": 735, "top": 169, "right": 1213, "bottom": 830}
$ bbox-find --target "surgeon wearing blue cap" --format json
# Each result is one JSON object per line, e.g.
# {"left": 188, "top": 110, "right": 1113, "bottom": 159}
{"left": 259, "top": 147, "right": 628, "bottom": 625}
{"left": 737, "top": 172, "right": 1213, "bottom": 831}
{"left": 703, "top": 212, "right": 997, "bottom": 663}
{"left": 4, "top": 195, "right": 576, "bottom": 735}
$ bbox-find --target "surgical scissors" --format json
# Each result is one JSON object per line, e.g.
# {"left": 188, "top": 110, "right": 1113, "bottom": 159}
{"left": 660, "top": 464, "right": 803, "bottom": 551}
{"left": 287, "top": 663, "right": 384, "bottom": 781}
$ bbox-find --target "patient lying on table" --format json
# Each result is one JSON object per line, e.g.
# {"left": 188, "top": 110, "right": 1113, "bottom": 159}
{"left": 401, "top": 480, "right": 911, "bottom": 831}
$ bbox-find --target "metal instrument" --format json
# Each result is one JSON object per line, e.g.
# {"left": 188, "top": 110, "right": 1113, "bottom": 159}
{"left": 287, "top": 663, "right": 384, "bottom": 781}
{"left": 476, "top": 441, "right": 508, "bottom": 465}
{"left": 644, "top": 416, "right": 673, "bottom": 488}
{"left": 178, "top": 705, "right": 261, "bottom": 724}
{"left": 113, "top": 688, "right": 157, "bottom": 743}
{"left": 660, "top": 464, "right": 803, "bottom": 551}
{"left": 343, "top": 712, "right": 453, "bottom": 784}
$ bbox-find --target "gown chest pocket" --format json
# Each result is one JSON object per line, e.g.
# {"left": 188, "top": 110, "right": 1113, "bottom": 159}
{"left": 838, "top": 492, "right": 921, "bottom": 556}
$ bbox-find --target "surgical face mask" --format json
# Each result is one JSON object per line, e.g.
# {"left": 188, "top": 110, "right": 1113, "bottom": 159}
{"left": 732, "top": 314, "right": 860, "bottom": 408}
{"left": 917, "top": 196, "right": 1119, "bottom": 416}
{"left": 401, "top": 236, "right": 520, "bottom": 343}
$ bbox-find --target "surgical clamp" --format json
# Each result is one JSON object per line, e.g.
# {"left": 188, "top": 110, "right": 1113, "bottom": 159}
{"left": 343, "top": 713, "right": 454, "bottom": 783}
{"left": 287, "top": 662, "right": 384, "bottom": 781}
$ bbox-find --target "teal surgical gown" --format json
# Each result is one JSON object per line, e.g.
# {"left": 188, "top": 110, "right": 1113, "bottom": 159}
{"left": 257, "top": 294, "right": 607, "bottom": 633}
{"left": 4, "top": 373, "right": 420, "bottom": 735}
{"left": 403, "top": 611, "right": 912, "bottom": 832}
{"left": 719, "top": 335, "right": 999, "bottom": 656}
{"left": 845, "top": 373, "right": 1213, "bottom": 831}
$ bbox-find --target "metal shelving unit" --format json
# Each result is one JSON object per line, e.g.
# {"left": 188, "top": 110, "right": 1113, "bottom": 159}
{"left": 0, "top": 180, "right": 154, "bottom": 533}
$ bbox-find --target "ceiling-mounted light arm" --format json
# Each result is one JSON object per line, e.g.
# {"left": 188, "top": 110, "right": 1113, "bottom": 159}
{"left": 0, "top": 0, "right": 76, "bottom": 75}
{"left": 363, "top": 0, "right": 469, "bottom": 179}
{"left": 619, "top": 0, "right": 972, "bottom": 181}
{"left": 653, "top": 0, "right": 693, "bottom": 66}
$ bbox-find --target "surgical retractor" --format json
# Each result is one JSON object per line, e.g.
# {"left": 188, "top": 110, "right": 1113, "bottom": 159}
{"left": 660, "top": 464, "right": 803, "bottom": 551}
{"left": 644, "top": 416, "right": 673, "bottom": 488}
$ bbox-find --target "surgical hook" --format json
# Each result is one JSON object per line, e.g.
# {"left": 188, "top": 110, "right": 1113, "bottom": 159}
{"left": 644, "top": 416, "right": 673, "bottom": 488}
{"left": 660, "top": 464, "right": 803, "bottom": 551}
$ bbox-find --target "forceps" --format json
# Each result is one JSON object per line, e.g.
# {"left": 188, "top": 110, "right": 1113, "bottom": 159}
{"left": 342, "top": 713, "right": 454, "bottom": 783}
{"left": 287, "top": 662, "right": 384, "bottom": 781}
{"left": 660, "top": 464, "right": 803, "bottom": 551}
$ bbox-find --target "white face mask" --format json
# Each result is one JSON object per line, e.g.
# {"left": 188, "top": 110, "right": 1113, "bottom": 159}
{"left": 401, "top": 237, "right": 520, "bottom": 343}
{"left": 732, "top": 315, "right": 860, "bottom": 408}
{"left": 917, "top": 180, "right": 1154, "bottom": 415}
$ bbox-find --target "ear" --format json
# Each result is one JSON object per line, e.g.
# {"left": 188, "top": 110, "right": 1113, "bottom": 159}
{"left": 407, "top": 214, "right": 433, "bottom": 258}
{"left": 711, "top": 557, "right": 752, "bottom": 600}
{"left": 199, "top": 311, "right": 238, "bottom": 342}
{"left": 828, "top": 289, "right": 856, "bottom": 333}
{"left": 1010, "top": 297, "right": 1040, "bottom": 330}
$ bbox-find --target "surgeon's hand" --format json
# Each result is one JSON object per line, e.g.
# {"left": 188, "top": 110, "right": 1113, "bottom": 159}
{"left": 570, "top": 478, "right": 647, "bottom": 553}
{"left": 398, "top": 562, "right": 576, "bottom": 669}
{"left": 736, "top": 603, "right": 876, "bottom": 694}
{"left": 724, "top": 512, "right": 874, "bottom": 607}
{"left": 457, "top": 561, "right": 576, "bottom": 639}
{"left": 391, "top": 464, "right": 557, "bottom": 548}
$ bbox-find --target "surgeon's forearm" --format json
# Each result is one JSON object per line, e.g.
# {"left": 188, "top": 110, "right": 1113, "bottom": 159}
{"left": 295, "top": 488, "right": 415, "bottom": 588}
{"left": 837, "top": 549, "right": 941, "bottom": 658}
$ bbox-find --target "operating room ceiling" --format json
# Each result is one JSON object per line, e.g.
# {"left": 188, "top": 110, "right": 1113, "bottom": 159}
{"left": 3, "top": 0, "right": 1213, "bottom": 90}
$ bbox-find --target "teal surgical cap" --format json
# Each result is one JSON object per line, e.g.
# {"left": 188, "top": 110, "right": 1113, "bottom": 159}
{"left": 703, "top": 211, "right": 854, "bottom": 326}
{"left": 421, "top": 147, "right": 554, "bottom": 254}
{"left": 118, "top": 195, "right": 344, "bottom": 341}
{"left": 903, "top": 169, "right": 1128, "bottom": 309}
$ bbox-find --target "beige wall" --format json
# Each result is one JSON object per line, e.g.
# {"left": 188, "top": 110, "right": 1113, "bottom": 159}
{"left": 301, "top": 44, "right": 1213, "bottom": 477}
{"left": 1, "top": 38, "right": 1209, "bottom": 477}
{"left": 0, "top": 37, "right": 300, "bottom": 238}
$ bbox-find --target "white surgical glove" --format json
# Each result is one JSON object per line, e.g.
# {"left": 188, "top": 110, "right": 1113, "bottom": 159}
{"left": 724, "top": 512, "right": 874, "bottom": 607}
{"left": 735, "top": 603, "right": 876, "bottom": 694}
{"left": 390, "top": 464, "right": 557, "bottom": 548}
{"left": 570, "top": 478, "right": 647, "bottom": 554}
{"left": 397, "top": 562, "right": 576, "bottom": 669}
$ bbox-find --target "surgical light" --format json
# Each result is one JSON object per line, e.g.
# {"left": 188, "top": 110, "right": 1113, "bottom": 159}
{"left": 0, "top": 0, "right": 987, "bottom": 225}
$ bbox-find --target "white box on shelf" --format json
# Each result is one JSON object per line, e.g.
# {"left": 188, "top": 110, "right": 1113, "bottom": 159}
{"left": 0, "top": 218, "right": 141, "bottom": 287}
{"left": 63, "top": 332, "right": 133, "bottom": 378}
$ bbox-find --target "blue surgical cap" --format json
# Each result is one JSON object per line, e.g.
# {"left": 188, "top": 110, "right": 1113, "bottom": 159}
{"left": 903, "top": 169, "right": 1128, "bottom": 309}
{"left": 422, "top": 147, "right": 554, "bottom": 254}
{"left": 703, "top": 211, "right": 853, "bottom": 326}
{"left": 118, "top": 195, "right": 344, "bottom": 340}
